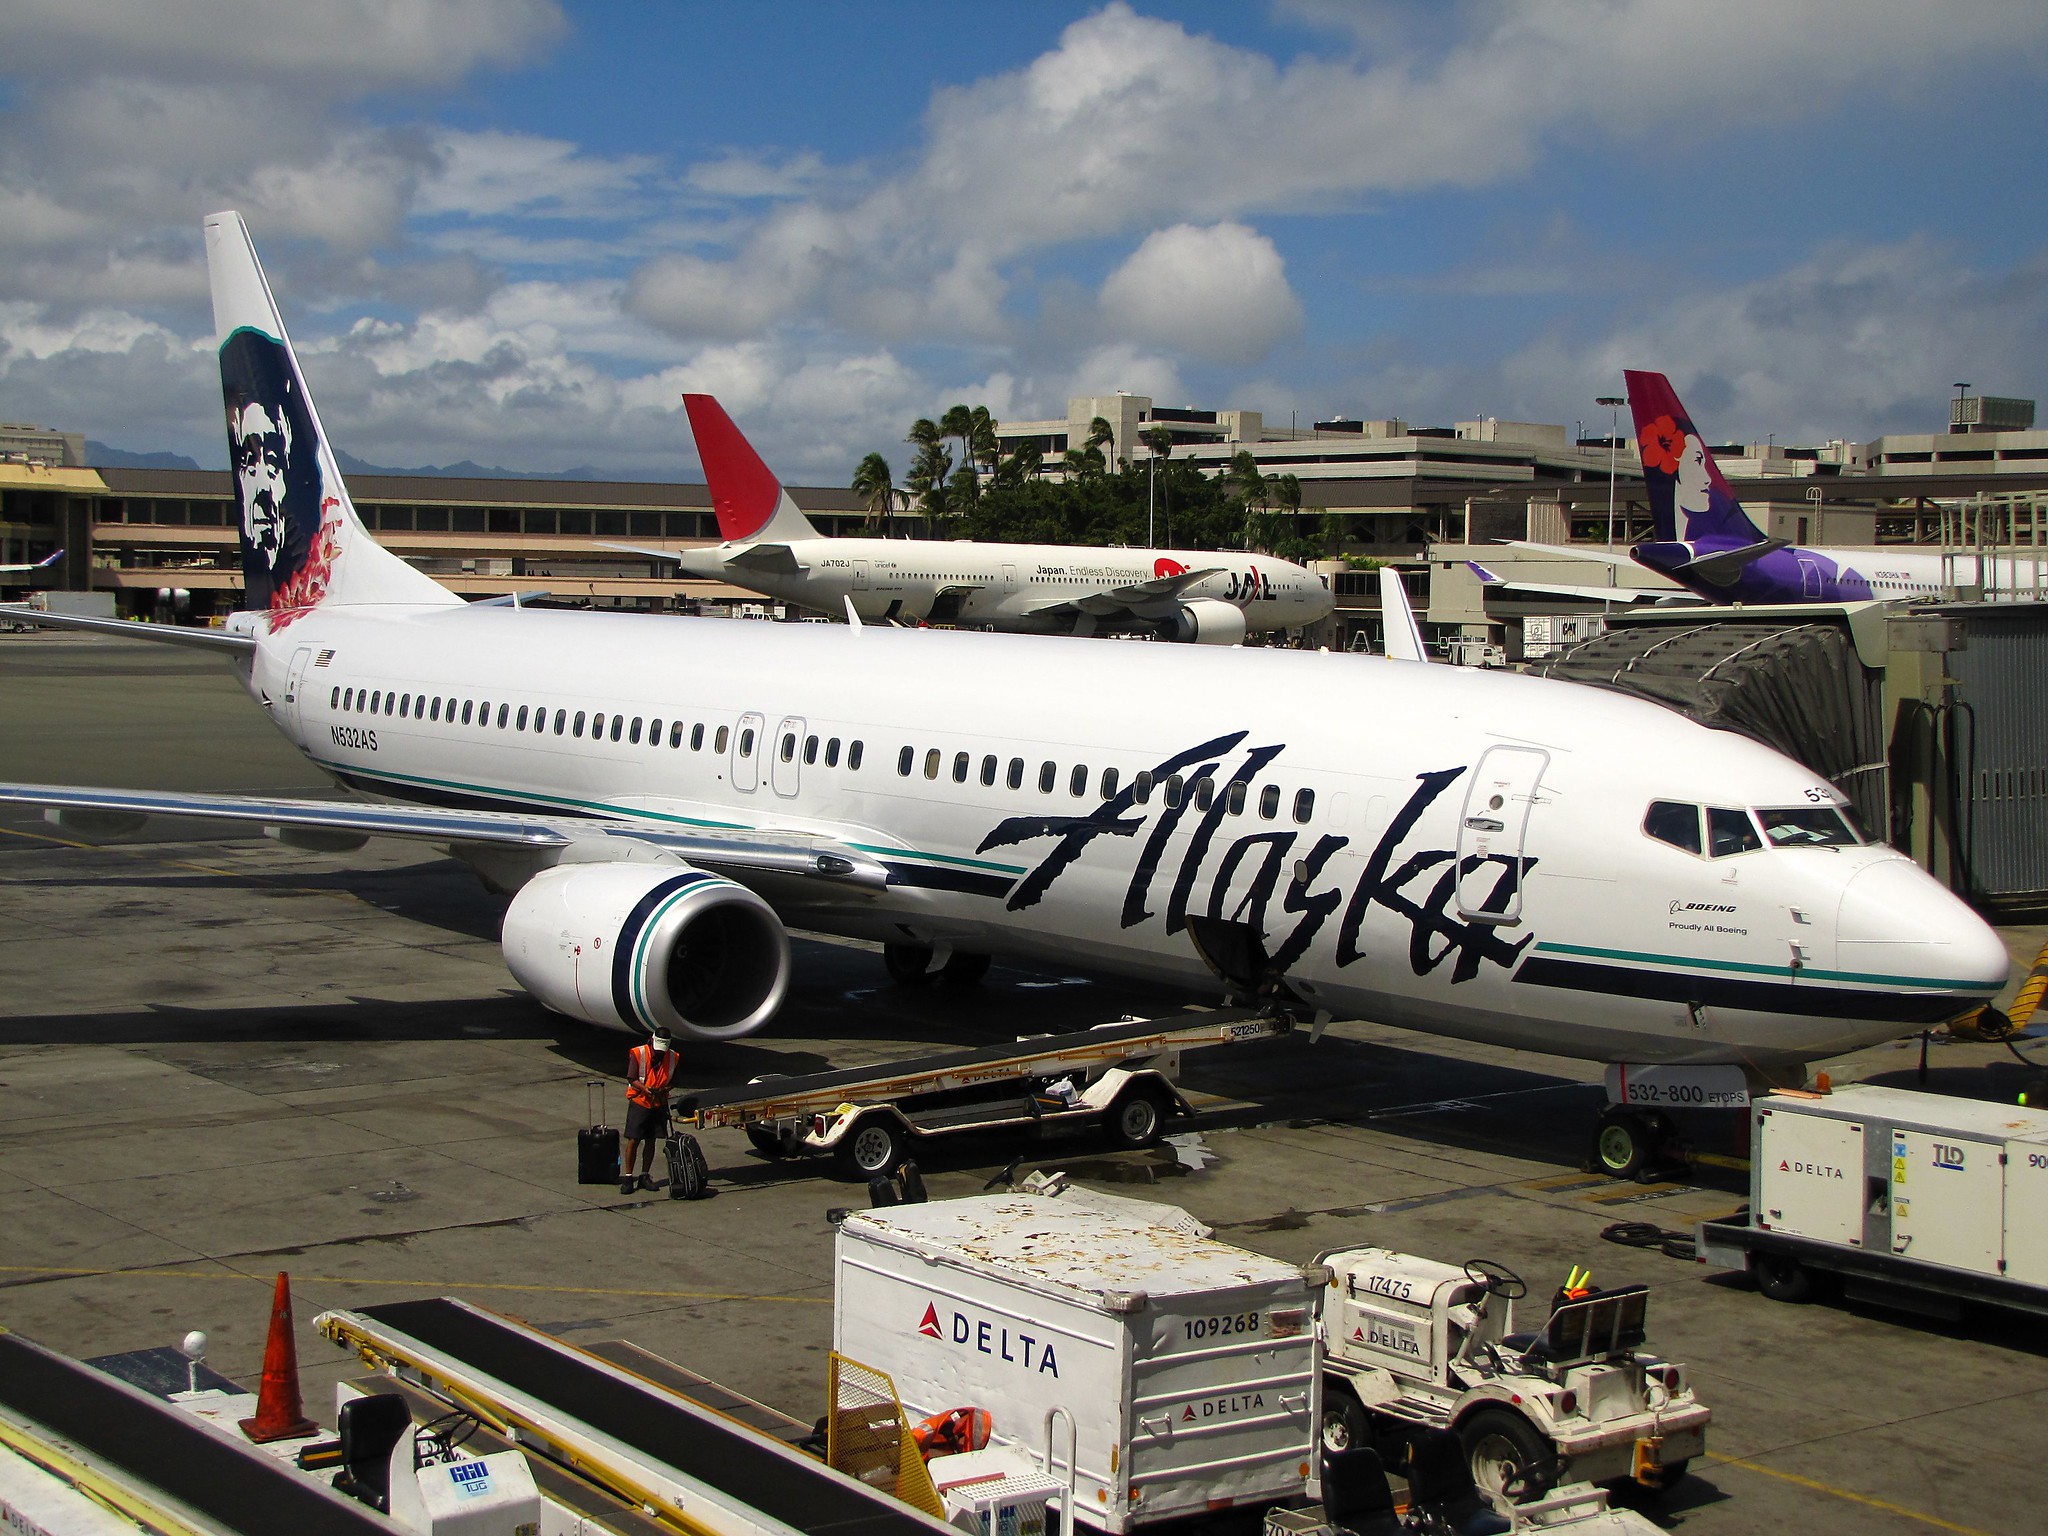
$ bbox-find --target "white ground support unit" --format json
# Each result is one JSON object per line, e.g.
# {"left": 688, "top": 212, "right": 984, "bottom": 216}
{"left": 833, "top": 1189, "right": 1322, "bottom": 1533}
{"left": 1696, "top": 1084, "right": 2048, "bottom": 1317}
{"left": 1314, "top": 1248, "right": 1708, "bottom": 1506}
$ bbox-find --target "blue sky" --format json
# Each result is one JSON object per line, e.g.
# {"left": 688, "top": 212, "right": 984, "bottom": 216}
{"left": 3, "top": 1, "right": 2046, "bottom": 482}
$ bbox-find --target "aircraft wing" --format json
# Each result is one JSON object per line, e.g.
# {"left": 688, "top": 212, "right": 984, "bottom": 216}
{"left": 1026, "top": 565, "right": 1225, "bottom": 617}
{"left": 1380, "top": 567, "right": 1428, "bottom": 662}
{"left": 598, "top": 541, "right": 794, "bottom": 579}
{"left": 0, "top": 551, "right": 62, "bottom": 576}
{"left": 1464, "top": 568, "right": 1686, "bottom": 605}
{"left": 0, "top": 605, "right": 256, "bottom": 652}
{"left": 1498, "top": 541, "right": 1641, "bottom": 569}
{"left": 0, "top": 782, "right": 890, "bottom": 890}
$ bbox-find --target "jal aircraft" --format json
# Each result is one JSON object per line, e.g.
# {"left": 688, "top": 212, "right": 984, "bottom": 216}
{"left": 0, "top": 215, "right": 2011, "bottom": 1123}
{"left": 626, "top": 394, "right": 1334, "bottom": 644}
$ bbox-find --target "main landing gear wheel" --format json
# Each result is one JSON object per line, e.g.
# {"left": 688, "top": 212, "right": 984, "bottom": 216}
{"left": 1459, "top": 1407, "right": 1556, "bottom": 1506}
{"left": 883, "top": 943, "right": 934, "bottom": 986}
{"left": 1592, "top": 1107, "right": 1659, "bottom": 1180}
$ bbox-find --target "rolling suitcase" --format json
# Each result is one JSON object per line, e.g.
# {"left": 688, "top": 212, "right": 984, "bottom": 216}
{"left": 577, "top": 1079, "right": 620, "bottom": 1185}
{"left": 664, "top": 1131, "right": 710, "bottom": 1200}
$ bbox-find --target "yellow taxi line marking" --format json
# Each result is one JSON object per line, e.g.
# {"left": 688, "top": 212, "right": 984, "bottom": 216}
{"left": 0, "top": 1263, "right": 829, "bottom": 1306}
{"left": 1702, "top": 1452, "right": 1998, "bottom": 1536}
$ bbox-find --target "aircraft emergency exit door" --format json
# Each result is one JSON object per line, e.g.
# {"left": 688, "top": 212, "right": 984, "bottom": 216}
{"left": 1456, "top": 745, "right": 1547, "bottom": 921}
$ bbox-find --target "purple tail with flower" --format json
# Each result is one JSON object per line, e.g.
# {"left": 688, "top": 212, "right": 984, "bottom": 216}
{"left": 1624, "top": 371, "right": 1771, "bottom": 547}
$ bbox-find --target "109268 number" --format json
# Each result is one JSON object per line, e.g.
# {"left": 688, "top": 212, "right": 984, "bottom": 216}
{"left": 1184, "top": 1312, "right": 1260, "bottom": 1341}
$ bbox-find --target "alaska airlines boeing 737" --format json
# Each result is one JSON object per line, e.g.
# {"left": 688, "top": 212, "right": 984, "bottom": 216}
{"left": 0, "top": 217, "right": 2010, "bottom": 1105}
{"left": 624, "top": 394, "right": 1334, "bottom": 644}
{"left": 1625, "top": 371, "right": 2042, "bottom": 604}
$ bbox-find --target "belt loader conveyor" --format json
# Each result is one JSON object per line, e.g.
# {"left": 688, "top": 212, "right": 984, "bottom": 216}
{"left": 318, "top": 1299, "right": 956, "bottom": 1536}
{"left": 675, "top": 1006, "right": 1295, "bottom": 1176}
{"left": 0, "top": 1327, "right": 396, "bottom": 1536}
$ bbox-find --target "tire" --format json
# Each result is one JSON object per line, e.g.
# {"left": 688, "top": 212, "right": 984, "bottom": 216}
{"left": 1754, "top": 1250, "right": 1816, "bottom": 1304}
{"left": 744, "top": 1123, "right": 786, "bottom": 1159}
{"left": 1320, "top": 1387, "right": 1371, "bottom": 1458}
{"left": 839, "top": 1115, "right": 904, "bottom": 1178}
{"left": 1592, "top": 1110, "right": 1650, "bottom": 1180}
{"left": 1651, "top": 1458, "right": 1690, "bottom": 1492}
{"left": 1107, "top": 1084, "right": 1170, "bottom": 1148}
{"left": 939, "top": 951, "right": 991, "bottom": 987}
{"left": 883, "top": 943, "right": 934, "bottom": 986}
{"left": 1458, "top": 1407, "right": 1555, "bottom": 1506}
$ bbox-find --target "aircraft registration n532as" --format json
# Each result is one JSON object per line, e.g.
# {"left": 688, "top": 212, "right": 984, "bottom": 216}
{"left": 624, "top": 393, "right": 1334, "bottom": 645}
{"left": 0, "top": 214, "right": 2010, "bottom": 1081}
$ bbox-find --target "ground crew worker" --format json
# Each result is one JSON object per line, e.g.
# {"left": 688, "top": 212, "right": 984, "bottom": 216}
{"left": 621, "top": 1031, "right": 679, "bottom": 1194}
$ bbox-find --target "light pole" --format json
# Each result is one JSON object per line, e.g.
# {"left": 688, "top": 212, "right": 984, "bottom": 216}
{"left": 1596, "top": 395, "right": 1625, "bottom": 609}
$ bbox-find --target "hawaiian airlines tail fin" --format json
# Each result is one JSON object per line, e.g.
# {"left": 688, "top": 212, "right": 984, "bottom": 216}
{"left": 1624, "top": 370, "right": 1769, "bottom": 546}
{"left": 682, "top": 394, "right": 824, "bottom": 544}
{"left": 204, "top": 212, "right": 457, "bottom": 621}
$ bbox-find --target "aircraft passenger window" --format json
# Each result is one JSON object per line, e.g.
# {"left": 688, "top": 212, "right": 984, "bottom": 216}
{"left": 433, "top": 697, "right": 445, "bottom": 722}
{"left": 670, "top": 721, "right": 684, "bottom": 748}
{"left": 330, "top": 686, "right": 339, "bottom": 708}
{"left": 1101, "top": 767, "right": 1120, "bottom": 800}
{"left": 898, "top": 746, "right": 914, "bottom": 777}
{"left": 692, "top": 723, "right": 705, "bottom": 750}
{"left": 826, "top": 737, "right": 841, "bottom": 767}
{"left": 1227, "top": 781, "right": 1246, "bottom": 815}
{"left": 924, "top": 748, "right": 941, "bottom": 780}
{"left": 554, "top": 709, "right": 567, "bottom": 734}
{"left": 516, "top": 706, "right": 529, "bottom": 731}
{"left": 1756, "top": 806, "right": 1860, "bottom": 848}
{"left": 1259, "top": 784, "right": 1281, "bottom": 820}
{"left": 1039, "top": 761, "right": 1056, "bottom": 793}
{"left": 715, "top": 725, "right": 729, "bottom": 753}
{"left": 980, "top": 754, "right": 997, "bottom": 786}
{"left": 497, "top": 704, "right": 509, "bottom": 728}
{"left": 1294, "top": 788, "right": 1314, "bottom": 823}
{"left": 1196, "top": 778, "right": 1214, "bottom": 812}
{"left": 573, "top": 711, "right": 588, "bottom": 737}
{"left": 1707, "top": 806, "right": 1763, "bottom": 857}
{"left": 953, "top": 752, "right": 969, "bottom": 782}
{"left": 1134, "top": 771, "right": 1153, "bottom": 804}
{"left": 1643, "top": 801, "right": 1702, "bottom": 855}
{"left": 592, "top": 711, "right": 605, "bottom": 737}
{"left": 1164, "top": 774, "right": 1183, "bottom": 808}
{"left": 786, "top": 734, "right": 800, "bottom": 764}
{"left": 805, "top": 736, "right": 818, "bottom": 765}
{"left": 1007, "top": 757, "right": 1024, "bottom": 790}
{"left": 631, "top": 718, "right": 644, "bottom": 745}
{"left": 740, "top": 728, "right": 756, "bottom": 757}
{"left": 645, "top": 717, "right": 659, "bottom": 745}
{"left": 461, "top": 701, "right": 473, "bottom": 725}
{"left": 849, "top": 741, "right": 864, "bottom": 770}
{"left": 1069, "top": 764, "right": 1088, "bottom": 797}
{"left": 607, "top": 715, "right": 621, "bottom": 742}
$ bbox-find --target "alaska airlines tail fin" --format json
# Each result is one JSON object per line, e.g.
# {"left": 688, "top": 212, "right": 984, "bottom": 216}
{"left": 682, "top": 394, "right": 824, "bottom": 544}
{"left": 1623, "top": 370, "right": 1768, "bottom": 546}
{"left": 205, "top": 212, "right": 458, "bottom": 622}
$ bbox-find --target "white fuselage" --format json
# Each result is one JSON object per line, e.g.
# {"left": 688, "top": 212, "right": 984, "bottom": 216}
{"left": 251, "top": 604, "right": 2005, "bottom": 1068}
{"left": 677, "top": 537, "right": 1333, "bottom": 634}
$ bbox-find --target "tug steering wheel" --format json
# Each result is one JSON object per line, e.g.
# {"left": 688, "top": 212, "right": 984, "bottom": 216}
{"left": 1463, "top": 1258, "right": 1528, "bottom": 1300}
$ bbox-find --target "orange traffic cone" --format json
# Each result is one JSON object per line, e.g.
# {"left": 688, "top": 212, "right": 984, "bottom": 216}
{"left": 239, "top": 1270, "right": 318, "bottom": 1442}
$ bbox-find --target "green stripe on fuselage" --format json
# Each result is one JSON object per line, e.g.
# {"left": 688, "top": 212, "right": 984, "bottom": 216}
{"left": 1532, "top": 940, "right": 2001, "bottom": 993}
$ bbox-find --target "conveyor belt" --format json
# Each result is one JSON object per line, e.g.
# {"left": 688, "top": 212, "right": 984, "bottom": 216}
{"left": 0, "top": 1330, "right": 391, "bottom": 1536}
{"left": 582, "top": 1342, "right": 812, "bottom": 1446}
{"left": 355, "top": 1299, "right": 937, "bottom": 1536}
{"left": 676, "top": 1005, "right": 1265, "bottom": 1115}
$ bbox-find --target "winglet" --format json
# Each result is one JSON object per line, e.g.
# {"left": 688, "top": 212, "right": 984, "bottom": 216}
{"left": 1466, "top": 559, "right": 1502, "bottom": 584}
{"left": 1622, "top": 370, "right": 1768, "bottom": 547}
{"left": 1379, "top": 567, "right": 1428, "bottom": 663}
{"left": 843, "top": 595, "right": 863, "bottom": 630}
{"left": 682, "top": 394, "right": 822, "bottom": 544}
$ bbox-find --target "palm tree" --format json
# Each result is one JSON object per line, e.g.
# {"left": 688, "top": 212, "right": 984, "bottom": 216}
{"left": 939, "top": 404, "right": 975, "bottom": 484}
{"left": 1084, "top": 415, "right": 1116, "bottom": 462}
{"left": 1226, "top": 450, "right": 1267, "bottom": 511}
{"left": 850, "top": 452, "right": 896, "bottom": 534}
{"left": 996, "top": 441, "right": 1042, "bottom": 488}
{"left": 970, "top": 406, "right": 1001, "bottom": 478}
{"left": 1141, "top": 425, "right": 1174, "bottom": 546}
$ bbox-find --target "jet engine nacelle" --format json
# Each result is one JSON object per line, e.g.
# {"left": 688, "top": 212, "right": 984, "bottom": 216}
{"left": 501, "top": 861, "right": 790, "bottom": 1039}
{"left": 1160, "top": 599, "right": 1249, "bottom": 646}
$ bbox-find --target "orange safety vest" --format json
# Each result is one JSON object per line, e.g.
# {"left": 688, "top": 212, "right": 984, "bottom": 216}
{"left": 626, "top": 1043, "right": 678, "bottom": 1109}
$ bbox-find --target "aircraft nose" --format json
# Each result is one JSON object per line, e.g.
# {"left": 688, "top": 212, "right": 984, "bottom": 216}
{"left": 1836, "top": 856, "right": 2011, "bottom": 994}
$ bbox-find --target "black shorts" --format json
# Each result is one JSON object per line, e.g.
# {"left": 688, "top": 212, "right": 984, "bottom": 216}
{"left": 624, "top": 1101, "right": 670, "bottom": 1141}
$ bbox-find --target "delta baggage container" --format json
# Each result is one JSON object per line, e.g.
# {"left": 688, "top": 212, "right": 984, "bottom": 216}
{"left": 1697, "top": 1083, "right": 2048, "bottom": 1317}
{"left": 833, "top": 1189, "right": 1321, "bottom": 1532}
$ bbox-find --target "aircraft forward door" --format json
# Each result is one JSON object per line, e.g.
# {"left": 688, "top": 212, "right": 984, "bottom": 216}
{"left": 1456, "top": 745, "right": 1547, "bottom": 922}
{"left": 852, "top": 560, "right": 869, "bottom": 591}
{"left": 732, "top": 711, "right": 764, "bottom": 792}
{"left": 1799, "top": 557, "right": 1822, "bottom": 597}
{"left": 281, "top": 646, "right": 314, "bottom": 735}
{"left": 771, "top": 715, "right": 805, "bottom": 797}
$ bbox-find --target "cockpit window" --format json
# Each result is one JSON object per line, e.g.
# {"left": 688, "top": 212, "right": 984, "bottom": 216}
{"left": 1756, "top": 806, "right": 1860, "bottom": 847}
{"left": 1707, "top": 806, "right": 1762, "bottom": 857}
{"left": 1644, "top": 801, "right": 1702, "bottom": 855}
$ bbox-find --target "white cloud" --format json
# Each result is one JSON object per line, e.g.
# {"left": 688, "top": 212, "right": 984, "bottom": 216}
{"left": 1064, "top": 344, "right": 1185, "bottom": 407}
{"left": 417, "top": 130, "right": 658, "bottom": 220}
{"left": 685, "top": 151, "right": 829, "bottom": 201}
{"left": 1100, "top": 222, "right": 1301, "bottom": 364}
